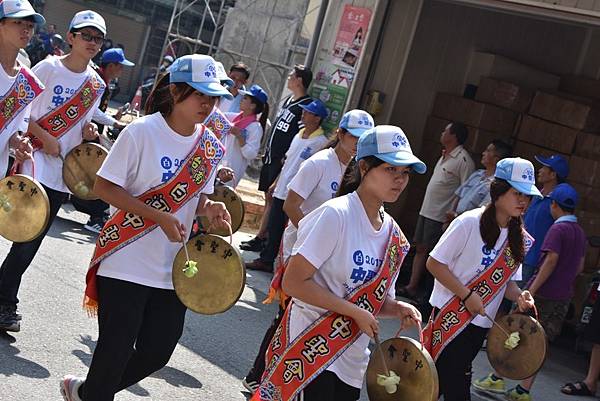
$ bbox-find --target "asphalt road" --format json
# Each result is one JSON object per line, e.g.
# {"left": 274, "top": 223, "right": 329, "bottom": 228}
{"left": 0, "top": 204, "right": 590, "bottom": 400}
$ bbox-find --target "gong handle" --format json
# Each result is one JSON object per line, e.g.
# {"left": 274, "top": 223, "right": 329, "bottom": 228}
{"left": 374, "top": 333, "right": 390, "bottom": 377}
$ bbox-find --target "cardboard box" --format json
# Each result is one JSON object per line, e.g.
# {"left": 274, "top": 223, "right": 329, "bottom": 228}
{"left": 432, "top": 93, "right": 518, "bottom": 134}
{"left": 530, "top": 91, "right": 600, "bottom": 132}
{"left": 577, "top": 210, "right": 600, "bottom": 237}
{"left": 475, "top": 77, "right": 534, "bottom": 112}
{"left": 560, "top": 75, "right": 600, "bottom": 102}
{"left": 571, "top": 182, "right": 600, "bottom": 212}
{"left": 570, "top": 156, "right": 600, "bottom": 188}
{"left": 517, "top": 115, "right": 578, "bottom": 154}
{"left": 465, "top": 52, "right": 560, "bottom": 90}
{"left": 574, "top": 131, "right": 600, "bottom": 160}
{"left": 513, "top": 140, "right": 569, "bottom": 165}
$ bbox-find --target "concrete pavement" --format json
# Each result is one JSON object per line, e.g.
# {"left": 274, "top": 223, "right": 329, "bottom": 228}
{"left": 0, "top": 204, "right": 593, "bottom": 400}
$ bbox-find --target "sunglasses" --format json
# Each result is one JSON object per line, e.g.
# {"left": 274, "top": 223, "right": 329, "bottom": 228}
{"left": 73, "top": 31, "right": 104, "bottom": 45}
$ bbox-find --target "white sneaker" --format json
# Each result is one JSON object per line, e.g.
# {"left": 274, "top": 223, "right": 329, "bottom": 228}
{"left": 59, "top": 375, "right": 84, "bottom": 401}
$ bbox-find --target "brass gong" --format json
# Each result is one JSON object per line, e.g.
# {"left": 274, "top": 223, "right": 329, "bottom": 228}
{"left": 198, "top": 185, "right": 245, "bottom": 236}
{"left": 366, "top": 337, "right": 439, "bottom": 401}
{"left": 172, "top": 234, "right": 245, "bottom": 315}
{"left": 486, "top": 313, "right": 547, "bottom": 380}
{"left": 0, "top": 174, "right": 50, "bottom": 242}
{"left": 63, "top": 143, "right": 108, "bottom": 200}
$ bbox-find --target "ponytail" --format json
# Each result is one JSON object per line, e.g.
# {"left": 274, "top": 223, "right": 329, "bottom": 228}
{"left": 249, "top": 96, "right": 270, "bottom": 132}
{"left": 479, "top": 179, "right": 525, "bottom": 264}
{"left": 144, "top": 72, "right": 196, "bottom": 117}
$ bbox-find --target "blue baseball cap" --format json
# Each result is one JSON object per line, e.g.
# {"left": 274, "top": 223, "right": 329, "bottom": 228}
{"left": 339, "top": 109, "right": 374, "bottom": 137}
{"left": 494, "top": 158, "right": 543, "bottom": 198}
{"left": 69, "top": 10, "right": 106, "bottom": 35}
{"left": 534, "top": 154, "right": 569, "bottom": 179}
{"left": 240, "top": 84, "right": 268, "bottom": 105}
{"left": 356, "top": 125, "right": 426, "bottom": 174}
{"left": 300, "top": 99, "right": 328, "bottom": 119}
{"left": 101, "top": 48, "right": 134, "bottom": 66}
{"left": 549, "top": 183, "right": 579, "bottom": 209}
{"left": 0, "top": 0, "right": 45, "bottom": 24}
{"left": 169, "top": 55, "right": 233, "bottom": 100}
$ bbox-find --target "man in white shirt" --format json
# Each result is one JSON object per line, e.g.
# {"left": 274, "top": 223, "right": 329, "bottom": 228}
{"left": 218, "top": 62, "right": 249, "bottom": 113}
{"left": 400, "top": 122, "right": 475, "bottom": 301}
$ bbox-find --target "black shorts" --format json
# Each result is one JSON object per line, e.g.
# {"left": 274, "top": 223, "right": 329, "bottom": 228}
{"left": 413, "top": 215, "right": 444, "bottom": 249}
{"left": 585, "top": 297, "right": 600, "bottom": 345}
{"left": 258, "top": 161, "right": 283, "bottom": 192}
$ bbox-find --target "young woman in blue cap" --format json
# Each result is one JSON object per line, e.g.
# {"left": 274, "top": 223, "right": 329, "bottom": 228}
{"left": 242, "top": 109, "right": 374, "bottom": 392}
{"left": 252, "top": 125, "right": 423, "bottom": 401}
{"left": 60, "top": 54, "right": 232, "bottom": 401}
{"left": 424, "top": 157, "right": 539, "bottom": 401}
{"left": 218, "top": 83, "right": 269, "bottom": 187}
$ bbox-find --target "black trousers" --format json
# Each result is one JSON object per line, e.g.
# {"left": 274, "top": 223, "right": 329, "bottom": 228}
{"left": 302, "top": 370, "right": 360, "bottom": 401}
{"left": 0, "top": 185, "right": 68, "bottom": 307}
{"left": 81, "top": 276, "right": 187, "bottom": 401}
{"left": 246, "top": 304, "right": 287, "bottom": 381}
{"left": 259, "top": 197, "right": 288, "bottom": 264}
{"left": 71, "top": 196, "right": 109, "bottom": 220}
{"left": 435, "top": 323, "right": 488, "bottom": 401}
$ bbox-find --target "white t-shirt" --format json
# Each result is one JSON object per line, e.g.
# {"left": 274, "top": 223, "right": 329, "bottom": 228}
{"left": 289, "top": 191, "right": 402, "bottom": 388}
{"left": 96, "top": 113, "right": 217, "bottom": 289}
{"left": 22, "top": 56, "right": 105, "bottom": 192}
{"left": 0, "top": 64, "right": 39, "bottom": 178}
{"left": 429, "top": 207, "right": 527, "bottom": 328}
{"left": 280, "top": 147, "right": 346, "bottom": 261}
{"left": 220, "top": 112, "right": 262, "bottom": 187}
{"left": 272, "top": 128, "right": 329, "bottom": 200}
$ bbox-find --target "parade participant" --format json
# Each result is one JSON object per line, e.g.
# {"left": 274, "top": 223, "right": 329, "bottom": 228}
{"left": 445, "top": 139, "right": 512, "bottom": 226}
{"left": 474, "top": 183, "right": 586, "bottom": 401}
{"left": 218, "top": 84, "right": 269, "bottom": 187}
{"left": 0, "top": 10, "right": 107, "bottom": 333}
{"left": 400, "top": 122, "right": 475, "bottom": 300}
{"left": 59, "top": 54, "right": 232, "bottom": 401}
{"left": 246, "top": 99, "right": 330, "bottom": 273}
{"left": 520, "top": 154, "right": 569, "bottom": 286}
{"left": 0, "top": 0, "right": 45, "bottom": 179}
{"left": 252, "top": 125, "right": 425, "bottom": 401}
{"left": 73, "top": 47, "right": 136, "bottom": 235}
{"left": 423, "top": 157, "right": 539, "bottom": 401}
{"left": 240, "top": 65, "right": 312, "bottom": 253}
{"left": 242, "top": 109, "right": 373, "bottom": 392}
{"left": 218, "top": 61, "right": 250, "bottom": 113}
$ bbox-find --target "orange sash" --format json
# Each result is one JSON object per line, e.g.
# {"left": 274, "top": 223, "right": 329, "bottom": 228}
{"left": 0, "top": 67, "right": 44, "bottom": 133}
{"left": 422, "top": 231, "right": 533, "bottom": 361}
{"left": 83, "top": 125, "right": 224, "bottom": 313}
{"left": 252, "top": 221, "right": 408, "bottom": 401}
{"left": 30, "top": 74, "right": 104, "bottom": 151}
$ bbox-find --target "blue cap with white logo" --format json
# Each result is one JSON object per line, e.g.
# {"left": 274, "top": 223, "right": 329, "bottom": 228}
{"left": 69, "top": 10, "right": 106, "bottom": 35}
{"left": 339, "top": 109, "right": 374, "bottom": 137}
{"left": 300, "top": 99, "right": 328, "bottom": 119}
{"left": 549, "top": 183, "right": 579, "bottom": 209}
{"left": 239, "top": 84, "right": 268, "bottom": 105}
{"left": 0, "top": 0, "right": 45, "bottom": 24}
{"left": 169, "top": 55, "right": 233, "bottom": 100}
{"left": 534, "top": 154, "right": 569, "bottom": 179}
{"left": 101, "top": 48, "right": 134, "bottom": 66}
{"left": 356, "top": 125, "right": 427, "bottom": 174}
{"left": 494, "top": 157, "right": 543, "bottom": 198}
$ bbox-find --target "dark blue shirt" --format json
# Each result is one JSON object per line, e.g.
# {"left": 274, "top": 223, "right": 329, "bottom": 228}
{"left": 523, "top": 196, "right": 554, "bottom": 266}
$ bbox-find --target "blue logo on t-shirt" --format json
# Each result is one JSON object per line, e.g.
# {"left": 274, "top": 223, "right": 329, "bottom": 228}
{"left": 481, "top": 245, "right": 499, "bottom": 267}
{"left": 300, "top": 146, "right": 313, "bottom": 160}
{"left": 331, "top": 181, "right": 339, "bottom": 191}
{"left": 353, "top": 250, "right": 364, "bottom": 265}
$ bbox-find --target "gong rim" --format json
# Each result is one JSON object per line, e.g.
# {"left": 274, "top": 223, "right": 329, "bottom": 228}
{"left": 199, "top": 185, "right": 245, "bottom": 236}
{"left": 63, "top": 142, "right": 108, "bottom": 200}
{"left": 486, "top": 313, "right": 547, "bottom": 380}
{"left": 172, "top": 234, "right": 246, "bottom": 315}
{"left": 366, "top": 336, "right": 439, "bottom": 401}
{"left": 0, "top": 174, "right": 50, "bottom": 243}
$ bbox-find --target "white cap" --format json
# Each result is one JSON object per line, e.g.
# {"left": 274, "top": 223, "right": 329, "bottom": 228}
{"left": 339, "top": 109, "right": 374, "bottom": 137}
{"left": 494, "top": 158, "right": 543, "bottom": 198}
{"left": 69, "top": 10, "right": 106, "bottom": 35}
{"left": 0, "top": 0, "right": 45, "bottom": 24}
{"left": 214, "top": 61, "right": 234, "bottom": 87}
{"left": 169, "top": 55, "right": 233, "bottom": 99}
